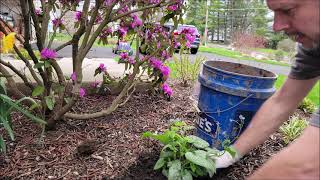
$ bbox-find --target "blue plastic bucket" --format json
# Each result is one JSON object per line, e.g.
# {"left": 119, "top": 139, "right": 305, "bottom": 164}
{"left": 196, "top": 61, "right": 277, "bottom": 150}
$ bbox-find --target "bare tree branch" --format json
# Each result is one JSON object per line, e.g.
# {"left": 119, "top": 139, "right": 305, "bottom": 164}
{"left": 54, "top": 40, "right": 73, "bottom": 52}
{"left": 0, "top": 59, "right": 34, "bottom": 89}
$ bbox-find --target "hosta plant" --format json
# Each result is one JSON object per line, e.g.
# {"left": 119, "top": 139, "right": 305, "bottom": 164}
{"left": 143, "top": 121, "right": 219, "bottom": 180}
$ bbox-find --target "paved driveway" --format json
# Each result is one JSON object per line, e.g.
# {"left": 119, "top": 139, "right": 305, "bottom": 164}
{"left": 54, "top": 44, "right": 291, "bottom": 76}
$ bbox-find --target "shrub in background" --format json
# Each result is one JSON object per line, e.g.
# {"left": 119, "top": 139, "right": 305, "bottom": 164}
{"left": 280, "top": 115, "right": 308, "bottom": 144}
{"left": 277, "top": 38, "right": 296, "bottom": 52}
{"left": 298, "top": 98, "right": 316, "bottom": 114}
{"left": 171, "top": 55, "right": 205, "bottom": 87}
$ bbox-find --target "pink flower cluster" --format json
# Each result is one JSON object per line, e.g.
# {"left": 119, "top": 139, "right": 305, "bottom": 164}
{"left": 75, "top": 11, "right": 82, "bottom": 21}
{"left": 118, "top": 26, "right": 128, "bottom": 37}
{"left": 40, "top": 48, "right": 56, "bottom": 59}
{"left": 79, "top": 88, "right": 86, "bottom": 97}
{"left": 162, "top": 82, "right": 173, "bottom": 96}
{"left": 167, "top": 5, "right": 178, "bottom": 11}
{"left": 120, "top": 52, "right": 135, "bottom": 65}
{"left": 99, "top": 27, "right": 113, "bottom": 39}
{"left": 35, "top": 8, "right": 42, "bottom": 16}
{"left": 52, "top": 18, "right": 63, "bottom": 28}
{"left": 71, "top": 72, "right": 77, "bottom": 81}
{"left": 150, "top": 57, "right": 170, "bottom": 77}
{"left": 99, "top": 63, "right": 106, "bottom": 72}
{"left": 130, "top": 14, "right": 142, "bottom": 29}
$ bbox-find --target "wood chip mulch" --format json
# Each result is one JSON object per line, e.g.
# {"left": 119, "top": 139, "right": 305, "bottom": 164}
{"left": 0, "top": 81, "right": 297, "bottom": 180}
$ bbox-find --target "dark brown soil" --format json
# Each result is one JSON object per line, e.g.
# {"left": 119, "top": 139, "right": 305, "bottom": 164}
{"left": 0, "top": 81, "right": 295, "bottom": 179}
{"left": 206, "top": 61, "right": 275, "bottom": 78}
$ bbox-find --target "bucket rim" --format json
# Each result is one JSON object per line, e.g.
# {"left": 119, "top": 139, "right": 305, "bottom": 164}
{"left": 202, "top": 60, "right": 278, "bottom": 80}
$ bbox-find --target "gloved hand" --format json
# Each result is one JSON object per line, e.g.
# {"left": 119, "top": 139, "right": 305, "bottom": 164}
{"left": 209, "top": 146, "right": 242, "bottom": 168}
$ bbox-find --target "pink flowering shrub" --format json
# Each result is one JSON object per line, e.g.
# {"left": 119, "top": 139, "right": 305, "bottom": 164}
{"left": 2, "top": 0, "right": 186, "bottom": 128}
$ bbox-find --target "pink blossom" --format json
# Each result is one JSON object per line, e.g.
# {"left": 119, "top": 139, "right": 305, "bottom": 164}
{"left": 99, "top": 63, "right": 106, "bottom": 71}
{"left": 174, "top": 41, "right": 181, "bottom": 48}
{"left": 120, "top": 52, "right": 129, "bottom": 60}
{"left": 75, "top": 11, "right": 82, "bottom": 21}
{"left": 52, "top": 18, "right": 63, "bottom": 27}
{"left": 157, "top": 42, "right": 161, "bottom": 49}
{"left": 119, "top": 26, "right": 128, "bottom": 37}
{"left": 118, "top": 5, "right": 129, "bottom": 14}
{"left": 71, "top": 72, "right": 77, "bottom": 81}
{"left": 150, "top": 57, "right": 163, "bottom": 69}
{"left": 161, "top": 50, "right": 171, "bottom": 60}
{"left": 40, "top": 48, "right": 56, "bottom": 59}
{"left": 79, "top": 88, "right": 86, "bottom": 97}
{"left": 186, "top": 41, "right": 191, "bottom": 48}
{"left": 91, "top": 81, "right": 100, "bottom": 88}
{"left": 95, "top": 14, "right": 102, "bottom": 24}
{"left": 160, "top": 65, "right": 170, "bottom": 77}
{"left": 35, "top": 8, "right": 42, "bottom": 16}
{"left": 162, "top": 83, "right": 173, "bottom": 96}
{"left": 167, "top": 5, "right": 178, "bottom": 11}
{"left": 128, "top": 57, "right": 135, "bottom": 64}
{"left": 99, "top": 27, "right": 112, "bottom": 38}
{"left": 186, "top": 34, "right": 196, "bottom": 43}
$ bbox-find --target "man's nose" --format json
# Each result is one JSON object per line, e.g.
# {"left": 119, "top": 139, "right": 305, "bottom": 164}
{"left": 273, "top": 13, "right": 290, "bottom": 32}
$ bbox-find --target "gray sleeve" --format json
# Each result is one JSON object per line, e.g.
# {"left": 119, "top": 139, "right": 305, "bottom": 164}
{"left": 289, "top": 44, "right": 320, "bottom": 80}
{"left": 309, "top": 109, "right": 320, "bottom": 128}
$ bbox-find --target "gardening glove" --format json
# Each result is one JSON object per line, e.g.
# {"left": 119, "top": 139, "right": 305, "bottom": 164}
{"left": 209, "top": 146, "right": 242, "bottom": 169}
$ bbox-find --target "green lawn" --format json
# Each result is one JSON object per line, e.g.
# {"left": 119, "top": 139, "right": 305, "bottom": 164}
{"left": 199, "top": 46, "right": 290, "bottom": 67}
{"left": 275, "top": 75, "right": 319, "bottom": 106}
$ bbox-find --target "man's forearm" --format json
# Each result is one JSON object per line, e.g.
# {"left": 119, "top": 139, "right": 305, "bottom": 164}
{"left": 233, "top": 77, "right": 318, "bottom": 155}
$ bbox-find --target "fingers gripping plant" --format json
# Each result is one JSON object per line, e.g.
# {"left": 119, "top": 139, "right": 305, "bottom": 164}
{"left": 0, "top": 0, "right": 186, "bottom": 129}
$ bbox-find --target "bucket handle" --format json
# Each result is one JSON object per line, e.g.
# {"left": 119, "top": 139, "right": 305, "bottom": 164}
{"left": 192, "top": 94, "right": 253, "bottom": 114}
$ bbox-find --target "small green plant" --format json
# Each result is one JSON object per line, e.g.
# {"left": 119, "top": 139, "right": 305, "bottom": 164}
{"left": 280, "top": 116, "right": 308, "bottom": 144}
{"left": 143, "top": 121, "right": 219, "bottom": 180}
{"left": 0, "top": 79, "right": 46, "bottom": 154}
{"left": 298, "top": 98, "right": 316, "bottom": 114}
{"left": 170, "top": 55, "right": 205, "bottom": 87}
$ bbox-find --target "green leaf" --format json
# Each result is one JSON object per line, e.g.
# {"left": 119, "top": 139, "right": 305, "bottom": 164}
{"left": 29, "top": 103, "right": 41, "bottom": 110}
{"left": 32, "top": 86, "right": 45, "bottom": 97}
{"left": 162, "top": 168, "right": 169, "bottom": 177}
{"left": 0, "top": 78, "right": 7, "bottom": 95}
{"left": 0, "top": 94, "right": 46, "bottom": 125}
{"left": 154, "top": 157, "right": 165, "bottom": 170}
{"left": 44, "top": 61, "right": 51, "bottom": 68}
{"left": 142, "top": 131, "right": 173, "bottom": 144}
{"left": 181, "top": 169, "right": 193, "bottom": 180}
{"left": 160, "top": 150, "right": 174, "bottom": 159}
{"left": 33, "top": 62, "right": 45, "bottom": 69}
{"left": 0, "top": 116, "right": 14, "bottom": 141}
{"left": 168, "top": 160, "right": 182, "bottom": 180}
{"left": 187, "top": 135, "right": 210, "bottom": 149}
{"left": 224, "top": 146, "right": 237, "bottom": 158}
{"left": 0, "top": 136, "right": 6, "bottom": 154}
{"left": 45, "top": 96, "right": 55, "bottom": 110}
{"left": 185, "top": 151, "right": 215, "bottom": 171}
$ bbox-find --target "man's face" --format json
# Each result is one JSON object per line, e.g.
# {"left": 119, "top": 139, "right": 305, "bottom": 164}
{"left": 267, "top": 0, "right": 320, "bottom": 48}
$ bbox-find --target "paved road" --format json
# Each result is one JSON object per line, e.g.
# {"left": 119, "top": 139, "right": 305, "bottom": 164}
{"left": 54, "top": 44, "right": 291, "bottom": 76}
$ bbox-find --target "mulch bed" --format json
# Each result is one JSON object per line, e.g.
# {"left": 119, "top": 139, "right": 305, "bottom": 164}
{"left": 0, "top": 81, "right": 303, "bottom": 179}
